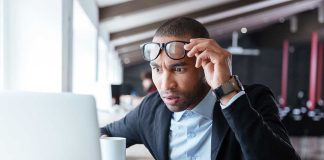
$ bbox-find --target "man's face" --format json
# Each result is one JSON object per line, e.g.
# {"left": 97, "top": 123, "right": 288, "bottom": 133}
{"left": 150, "top": 35, "right": 209, "bottom": 112}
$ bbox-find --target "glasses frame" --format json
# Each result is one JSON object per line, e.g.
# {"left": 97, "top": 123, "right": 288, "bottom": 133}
{"left": 140, "top": 40, "right": 189, "bottom": 61}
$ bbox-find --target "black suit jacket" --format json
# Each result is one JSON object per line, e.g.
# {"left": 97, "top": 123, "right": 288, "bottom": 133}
{"left": 101, "top": 84, "right": 300, "bottom": 160}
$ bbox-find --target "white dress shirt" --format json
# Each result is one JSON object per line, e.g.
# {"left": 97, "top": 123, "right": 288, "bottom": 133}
{"left": 169, "top": 90, "right": 245, "bottom": 160}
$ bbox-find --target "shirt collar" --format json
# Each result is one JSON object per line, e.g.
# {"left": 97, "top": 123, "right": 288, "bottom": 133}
{"left": 173, "top": 90, "right": 216, "bottom": 122}
{"left": 173, "top": 110, "right": 185, "bottom": 122}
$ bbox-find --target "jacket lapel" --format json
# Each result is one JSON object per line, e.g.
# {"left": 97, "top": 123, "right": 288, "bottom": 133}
{"left": 154, "top": 102, "right": 229, "bottom": 160}
{"left": 155, "top": 103, "right": 172, "bottom": 160}
{"left": 211, "top": 102, "right": 229, "bottom": 160}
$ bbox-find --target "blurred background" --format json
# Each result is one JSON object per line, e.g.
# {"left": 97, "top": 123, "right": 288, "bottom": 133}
{"left": 0, "top": 0, "right": 323, "bottom": 159}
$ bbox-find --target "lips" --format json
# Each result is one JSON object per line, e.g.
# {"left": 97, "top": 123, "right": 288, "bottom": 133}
{"left": 162, "top": 95, "right": 180, "bottom": 105}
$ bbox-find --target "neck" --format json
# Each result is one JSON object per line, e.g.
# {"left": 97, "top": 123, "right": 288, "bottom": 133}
{"left": 187, "top": 84, "right": 210, "bottom": 110}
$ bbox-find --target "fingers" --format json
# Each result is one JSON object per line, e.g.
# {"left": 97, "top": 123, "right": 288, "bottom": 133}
{"left": 195, "top": 49, "right": 216, "bottom": 68}
{"left": 184, "top": 38, "right": 231, "bottom": 68}
{"left": 185, "top": 39, "right": 206, "bottom": 57}
{"left": 185, "top": 38, "right": 215, "bottom": 50}
{"left": 100, "top": 134, "right": 109, "bottom": 138}
{"left": 195, "top": 48, "right": 231, "bottom": 68}
{"left": 186, "top": 44, "right": 204, "bottom": 57}
{"left": 185, "top": 39, "right": 219, "bottom": 57}
{"left": 184, "top": 38, "right": 205, "bottom": 50}
{"left": 195, "top": 51, "right": 207, "bottom": 68}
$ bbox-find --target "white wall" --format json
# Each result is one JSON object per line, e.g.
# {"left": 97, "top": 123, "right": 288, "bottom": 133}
{"left": 0, "top": 0, "right": 4, "bottom": 89}
{"left": 1, "top": 0, "right": 123, "bottom": 109}
{"left": 72, "top": 0, "right": 97, "bottom": 94}
{"left": 3, "top": 0, "right": 62, "bottom": 92}
{"left": 78, "top": 0, "right": 98, "bottom": 27}
{"left": 73, "top": 0, "right": 119, "bottom": 109}
{"left": 108, "top": 49, "right": 123, "bottom": 85}
{"left": 95, "top": 37, "right": 111, "bottom": 110}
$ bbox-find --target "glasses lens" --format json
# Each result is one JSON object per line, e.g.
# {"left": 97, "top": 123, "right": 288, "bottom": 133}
{"left": 143, "top": 43, "right": 160, "bottom": 61}
{"left": 166, "top": 42, "right": 186, "bottom": 60}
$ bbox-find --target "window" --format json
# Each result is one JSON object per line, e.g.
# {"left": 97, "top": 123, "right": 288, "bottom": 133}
{"left": 72, "top": 0, "right": 97, "bottom": 94}
{"left": 3, "top": 0, "right": 62, "bottom": 92}
{"left": 0, "top": 0, "right": 4, "bottom": 89}
{"left": 95, "top": 37, "right": 111, "bottom": 110}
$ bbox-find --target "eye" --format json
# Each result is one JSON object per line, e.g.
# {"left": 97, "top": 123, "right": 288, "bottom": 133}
{"left": 175, "top": 67, "right": 185, "bottom": 73}
{"left": 152, "top": 67, "right": 162, "bottom": 73}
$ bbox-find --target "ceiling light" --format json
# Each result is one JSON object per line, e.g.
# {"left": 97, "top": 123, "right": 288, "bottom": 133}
{"left": 279, "top": 17, "right": 285, "bottom": 23}
{"left": 240, "top": 27, "right": 247, "bottom": 34}
{"left": 123, "top": 58, "right": 130, "bottom": 64}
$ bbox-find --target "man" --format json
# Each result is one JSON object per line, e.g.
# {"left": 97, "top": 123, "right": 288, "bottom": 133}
{"left": 101, "top": 17, "right": 300, "bottom": 160}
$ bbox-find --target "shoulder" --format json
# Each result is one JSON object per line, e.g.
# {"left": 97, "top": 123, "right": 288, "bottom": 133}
{"left": 243, "top": 84, "right": 279, "bottom": 110}
{"left": 141, "top": 91, "right": 163, "bottom": 106}
{"left": 137, "top": 91, "right": 165, "bottom": 115}
{"left": 244, "top": 84, "right": 274, "bottom": 97}
{"left": 134, "top": 91, "right": 172, "bottom": 128}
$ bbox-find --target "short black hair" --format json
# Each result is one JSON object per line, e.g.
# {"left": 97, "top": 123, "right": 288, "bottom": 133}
{"left": 154, "top": 17, "right": 210, "bottom": 38}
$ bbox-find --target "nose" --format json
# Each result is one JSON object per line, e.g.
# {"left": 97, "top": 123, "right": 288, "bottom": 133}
{"left": 160, "top": 71, "right": 177, "bottom": 91}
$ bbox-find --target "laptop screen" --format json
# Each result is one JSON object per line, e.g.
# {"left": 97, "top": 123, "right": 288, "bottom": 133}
{"left": 0, "top": 91, "right": 101, "bottom": 160}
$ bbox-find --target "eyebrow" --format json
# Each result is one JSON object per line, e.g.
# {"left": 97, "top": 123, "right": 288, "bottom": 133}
{"left": 169, "top": 62, "right": 188, "bottom": 68}
{"left": 150, "top": 61, "right": 159, "bottom": 67}
{"left": 150, "top": 61, "right": 188, "bottom": 68}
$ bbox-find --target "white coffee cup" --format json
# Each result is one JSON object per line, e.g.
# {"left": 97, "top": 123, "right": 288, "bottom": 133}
{"left": 100, "top": 137, "right": 126, "bottom": 160}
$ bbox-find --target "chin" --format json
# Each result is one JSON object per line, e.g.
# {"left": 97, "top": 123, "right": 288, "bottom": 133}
{"left": 165, "top": 105, "right": 187, "bottom": 112}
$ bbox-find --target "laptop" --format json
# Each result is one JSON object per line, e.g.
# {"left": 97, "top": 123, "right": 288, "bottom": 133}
{"left": 0, "top": 91, "right": 101, "bottom": 160}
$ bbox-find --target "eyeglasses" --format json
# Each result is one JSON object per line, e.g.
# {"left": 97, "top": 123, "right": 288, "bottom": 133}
{"left": 140, "top": 41, "right": 189, "bottom": 61}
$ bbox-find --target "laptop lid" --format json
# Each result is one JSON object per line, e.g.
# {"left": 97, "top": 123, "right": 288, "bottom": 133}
{"left": 0, "top": 91, "right": 101, "bottom": 160}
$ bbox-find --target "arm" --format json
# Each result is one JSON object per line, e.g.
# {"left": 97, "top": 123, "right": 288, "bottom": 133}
{"left": 185, "top": 38, "right": 299, "bottom": 159}
{"left": 100, "top": 99, "right": 145, "bottom": 147}
{"left": 222, "top": 85, "right": 300, "bottom": 160}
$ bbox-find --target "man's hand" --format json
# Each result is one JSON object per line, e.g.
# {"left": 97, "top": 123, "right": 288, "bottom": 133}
{"left": 100, "top": 134, "right": 109, "bottom": 138}
{"left": 185, "top": 38, "right": 232, "bottom": 90}
{"left": 185, "top": 38, "right": 236, "bottom": 105}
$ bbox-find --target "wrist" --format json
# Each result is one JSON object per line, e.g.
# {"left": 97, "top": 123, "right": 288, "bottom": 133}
{"left": 213, "top": 75, "right": 244, "bottom": 103}
{"left": 211, "top": 76, "right": 231, "bottom": 90}
{"left": 219, "top": 91, "right": 238, "bottom": 105}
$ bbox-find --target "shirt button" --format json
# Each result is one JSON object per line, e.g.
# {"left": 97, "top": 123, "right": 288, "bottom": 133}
{"left": 190, "top": 156, "right": 199, "bottom": 160}
{"left": 176, "top": 132, "right": 185, "bottom": 137}
{"left": 192, "top": 156, "right": 200, "bottom": 160}
{"left": 188, "top": 132, "right": 196, "bottom": 138}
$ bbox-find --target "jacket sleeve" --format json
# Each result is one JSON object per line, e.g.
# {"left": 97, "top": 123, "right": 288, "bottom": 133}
{"left": 222, "top": 84, "right": 300, "bottom": 160}
{"left": 100, "top": 97, "right": 148, "bottom": 147}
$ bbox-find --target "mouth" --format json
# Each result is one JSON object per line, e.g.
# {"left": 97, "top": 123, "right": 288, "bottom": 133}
{"left": 162, "top": 95, "right": 180, "bottom": 105}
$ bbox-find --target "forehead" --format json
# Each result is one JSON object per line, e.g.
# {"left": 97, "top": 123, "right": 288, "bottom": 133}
{"left": 152, "top": 35, "right": 191, "bottom": 43}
